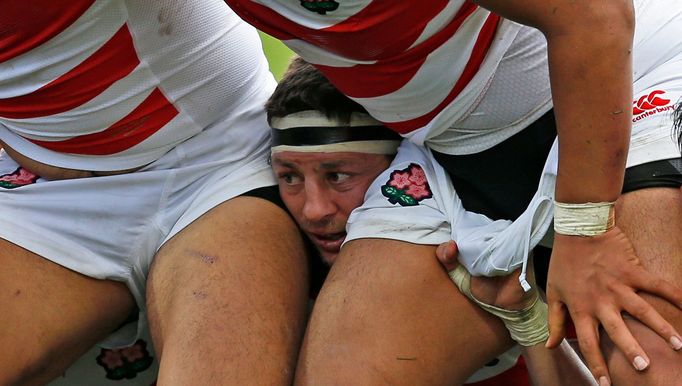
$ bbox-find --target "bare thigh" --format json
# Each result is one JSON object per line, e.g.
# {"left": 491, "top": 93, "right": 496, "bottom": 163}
{"left": 146, "top": 196, "right": 310, "bottom": 385}
{"left": 295, "top": 239, "right": 513, "bottom": 386}
{"left": 0, "top": 240, "right": 136, "bottom": 385}
{"left": 602, "top": 187, "right": 682, "bottom": 385}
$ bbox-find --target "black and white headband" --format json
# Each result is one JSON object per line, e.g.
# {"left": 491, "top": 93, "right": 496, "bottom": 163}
{"left": 270, "top": 110, "right": 401, "bottom": 154}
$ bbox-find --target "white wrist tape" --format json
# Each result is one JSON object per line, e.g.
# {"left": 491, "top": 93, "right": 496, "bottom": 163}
{"left": 553, "top": 201, "right": 615, "bottom": 237}
{"left": 449, "top": 265, "right": 549, "bottom": 347}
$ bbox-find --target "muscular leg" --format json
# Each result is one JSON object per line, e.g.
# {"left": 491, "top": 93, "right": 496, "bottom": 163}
{"left": 147, "top": 196, "right": 309, "bottom": 385}
{"left": 0, "top": 240, "right": 136, "bottom": 385}
{"left": 295, "top": 239, "right": 513, "bottom": 386}
{"left": 602, "top": 187, "right": 682, "bottom": 385}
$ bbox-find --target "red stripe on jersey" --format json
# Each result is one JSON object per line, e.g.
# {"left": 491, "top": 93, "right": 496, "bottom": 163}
{"left": 28, "top": 88, "right": 178, "bottom": 155}
{"left": 0, "top": 24, "right": 139, "bottom": 119}
{"left": 0, "top": 0, "right": 95, "bottom": 63}
{"left": 386, "top": 14, "right": 500, "bottom": 134}
{"left": 314, "top": 3, "right": 478, "bottom": 98}
{"left": 228, "top": 0, "right": 450, "bottom": 61}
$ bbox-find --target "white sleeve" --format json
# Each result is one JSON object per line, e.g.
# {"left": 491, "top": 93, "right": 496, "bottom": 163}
{"left": 346, "top": 140, "right": 558, "bottom": 290}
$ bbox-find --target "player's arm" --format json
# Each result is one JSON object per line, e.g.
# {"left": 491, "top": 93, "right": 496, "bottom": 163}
{"left": 475, "top": 0, "right": 631, "bottom": 214}
{"left": 470, "top": 1, "right": 682, "bottom": 385}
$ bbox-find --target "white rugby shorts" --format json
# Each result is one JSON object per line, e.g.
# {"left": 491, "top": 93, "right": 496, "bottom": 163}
{"left": 0, "top": 98, "right": 276, "bottom": 348}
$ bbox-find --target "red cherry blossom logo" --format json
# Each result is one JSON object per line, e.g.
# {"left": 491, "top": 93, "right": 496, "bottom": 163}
{"left": 0, "top": 167, "right": 38, "bottom": 189}
{"left": 96, "top": 339, "right": 154, "bottom": 380}
{"left": 382, "top": 163, "right": 433, "bottom": 206}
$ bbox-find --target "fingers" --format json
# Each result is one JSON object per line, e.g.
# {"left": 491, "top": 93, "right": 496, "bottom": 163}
{"left": 545, "top": 296, "right": 567, "bottom": 348}
{"left": 436, "top": 240, "right": 459, "bottom": 271}
{"left": 573, "top": 315, "right": 612, "bottom": 386}
{"left": 596, "top": 306, "right": 649, "bottom": 373}
{"left": 567, "top": 284, "right": 682, "bottom": 385}
{"left": 621, "top": 268, "right": 682, "bottom": 350}
{"left": 618, "top": 289, "right": 682, "bottom": 351}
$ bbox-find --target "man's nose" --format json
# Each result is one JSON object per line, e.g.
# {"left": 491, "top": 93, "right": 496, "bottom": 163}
{"left": 302, "top": 182, "right": 336, "bottom": 222}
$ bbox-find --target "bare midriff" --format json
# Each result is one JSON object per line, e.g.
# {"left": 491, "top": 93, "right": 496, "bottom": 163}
{"left": 0, "top": 141, "right": 143, "bottom": 180}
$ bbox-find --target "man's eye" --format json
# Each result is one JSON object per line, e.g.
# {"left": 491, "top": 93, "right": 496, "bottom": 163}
{"left": 328, "top": 172, "right": 351, "bottom": 183}
{"left": 279, "top": 173, "right": 302, "bottom": 185}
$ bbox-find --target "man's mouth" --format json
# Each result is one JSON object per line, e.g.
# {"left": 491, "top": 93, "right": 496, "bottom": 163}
{"left": 307, "top": 231, "right": 346, "bottom": 253}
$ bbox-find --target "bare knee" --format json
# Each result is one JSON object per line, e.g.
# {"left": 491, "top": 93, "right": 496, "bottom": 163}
{"left": 296, "top": 239, "right": 512, "bottom": 385}
{"left": 147, "top": 198, "right": 309, "bottom": 384}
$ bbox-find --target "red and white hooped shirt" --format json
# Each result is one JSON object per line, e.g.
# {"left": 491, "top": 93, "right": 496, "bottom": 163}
{"left": 0, "top": 0, "right": 275, "bottom": 171}
{"left": 226, "top": 0, "right": 552, "bottom": 154}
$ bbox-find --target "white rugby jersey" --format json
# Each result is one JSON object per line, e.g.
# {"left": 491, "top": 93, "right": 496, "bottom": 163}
{"left": 227, "top": 0, "right": 552, "bottom": 154}
{"left": 0, "top": 0, "right": 276, "bottom": 171}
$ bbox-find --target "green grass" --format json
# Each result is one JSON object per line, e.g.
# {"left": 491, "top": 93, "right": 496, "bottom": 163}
{"left": 259, "top": 32, "right": 295, "bottom": 81}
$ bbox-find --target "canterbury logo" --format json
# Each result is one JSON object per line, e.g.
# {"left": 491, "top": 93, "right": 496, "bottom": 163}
{"left": 633, "top": 90, "right": 671, "bottom": 115}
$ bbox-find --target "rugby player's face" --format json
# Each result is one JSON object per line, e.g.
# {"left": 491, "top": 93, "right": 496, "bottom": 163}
{"left": 272, "top": 151, "right": 391, "bottom": 265}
